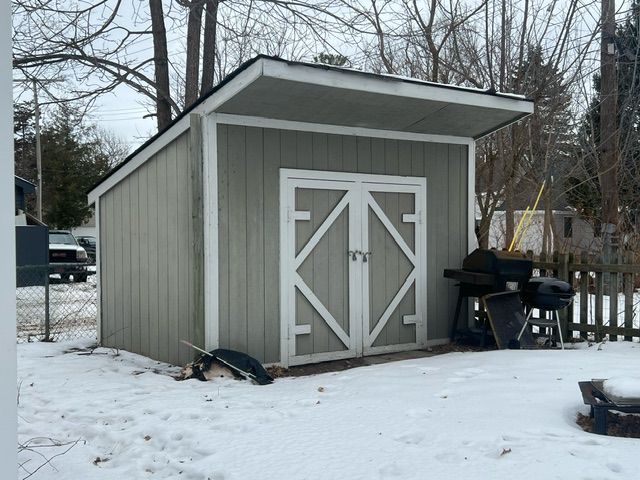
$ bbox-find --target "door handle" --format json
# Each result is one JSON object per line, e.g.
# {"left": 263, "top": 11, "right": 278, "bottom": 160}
{"left": 347, "top": 250, "right": 361, "bottom": 261}
{"left": 362, "top": 251, "right": 372, "bottom": 263}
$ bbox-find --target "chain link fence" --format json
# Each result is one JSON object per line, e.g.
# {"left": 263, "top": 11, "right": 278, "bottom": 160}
{"left": 16, "top": 264, "right": 97, "bottom": 343}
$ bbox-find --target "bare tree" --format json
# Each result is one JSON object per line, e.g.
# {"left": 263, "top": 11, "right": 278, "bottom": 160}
{"left": 149, "top": 0, "right": 173, "bottom": 129}
{"left": 343, "top": 1, "right": 603, "bottom": 253}
{"left": 13, "top": 0, "right": 344, "bottom": 130}
{"left": 201, "top": 0, "right": 221, "bottom": 93}
{"left": 13, "top": 0, "right": 615, "bottom": 255}
{"left": 469, "top": 0, "right": 600, "bottom": 252}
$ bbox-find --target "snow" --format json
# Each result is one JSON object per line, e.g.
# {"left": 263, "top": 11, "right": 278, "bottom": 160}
{"left": 603, "top": 377, "right": 640, "bottom": 400}
{"left": 17, "top": 341, "right": 640, "bottom": 479}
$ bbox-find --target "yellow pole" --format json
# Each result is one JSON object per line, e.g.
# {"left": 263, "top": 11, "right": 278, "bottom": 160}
{"left": 509, "top": 207, "right": 530, "bottom": 251}
{"left": 515, "top": 180, "right": 547, "bottom": 251}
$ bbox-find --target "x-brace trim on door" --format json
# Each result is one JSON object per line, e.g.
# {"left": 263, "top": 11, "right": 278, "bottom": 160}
{"left": 365, "top": 191, "right": 416, "bottom": 266}
{"left": 367, "top": 270, "right": 417, "bottom": 346}
{"left": 362, "top": 190, "right": 420, "bottom": 348}
{"left": 294, "top": 191, "right": 353, "bottom": 270}
{"left": 291, "top": 188, "right": 354, "bottom": 349}
{"left": 280, "top": 169, "right": 427, "bottom": 367}
{"left": 294, "top": 273, "right": 352, "bottom": 348}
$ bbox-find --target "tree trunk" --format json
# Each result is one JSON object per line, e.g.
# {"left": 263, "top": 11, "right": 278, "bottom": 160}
{"left": 185, "top": 1, "right": 205, "bottom": 107}
{"left": 501, "top": 132, "right": 515, "bottom": 249}
{"left": 478, "top": 214, "right": 492, "bottom": 249}
{"left": 599, "top": 0, "right": 619, "bottom": 253}
{"left": 149, "top": 0, "right": 172, "bottom": 130}
{"left": 542, "top": 189, "right": 552, "bottom": 255}
{"left": 201, "top": 0, "right": 219, "bottom": 94}
{"left": 499, "top": 0, "right": 507, "bottom": 91}
{"left": 505, "top": 185, "right": 514, "bottom": 249}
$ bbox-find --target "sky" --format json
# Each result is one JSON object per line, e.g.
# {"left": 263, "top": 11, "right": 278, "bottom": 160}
{"left": 12, "top": 0, "right": 179, "bottom": 153}
{"left": 12, "top": 77, "right": 157, "bottom": 153}
{"left": 87, "top": 84, "right": 157, "bottom": 151}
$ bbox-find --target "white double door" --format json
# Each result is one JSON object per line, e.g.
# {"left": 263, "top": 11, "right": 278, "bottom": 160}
{"left": 280, "top": 169, "right": 427, "bottom": 366}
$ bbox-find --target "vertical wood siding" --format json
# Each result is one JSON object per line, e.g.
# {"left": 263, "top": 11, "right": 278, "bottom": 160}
{"left": 99, "top": 132, "right": 204, "bottom": 366}
{"left": 218, "top": 125, "right": 468, "bottom": 363}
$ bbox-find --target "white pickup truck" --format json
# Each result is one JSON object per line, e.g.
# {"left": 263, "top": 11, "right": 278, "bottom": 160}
{"left": 48, "top": 230, "right": 89, "bottom": 282}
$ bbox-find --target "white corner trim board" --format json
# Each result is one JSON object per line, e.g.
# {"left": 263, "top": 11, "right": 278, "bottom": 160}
{"left": 468, "top": 140, "right": 477, "bottom": 253}
{"left": 203, "top": 113, "right": 219, "bottom": 350}
{"left": 95, "top": 201, "right": 102, "bottom": 343}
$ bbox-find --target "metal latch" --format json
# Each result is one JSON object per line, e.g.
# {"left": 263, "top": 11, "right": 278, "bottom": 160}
{"left": 347, "top": 250, "right": 361, "bottom": 261}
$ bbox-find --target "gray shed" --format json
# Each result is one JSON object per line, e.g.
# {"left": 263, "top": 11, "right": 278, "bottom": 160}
{"left": 88, "top": 56, "right": 533, "bottom": 367}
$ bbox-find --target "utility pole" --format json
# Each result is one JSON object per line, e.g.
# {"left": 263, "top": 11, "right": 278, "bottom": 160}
{"left": 13, "top": 77, "right": 63, "bottom": 222}
{"left": 599, "top": 0, "right": 618, "bottom": 256}
{"left": 32, "top": 79, "right": 42, "bottom": 221}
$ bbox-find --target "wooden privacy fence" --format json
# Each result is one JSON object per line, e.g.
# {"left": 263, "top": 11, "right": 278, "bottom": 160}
{"left": 529, "top": 250, "right": 640, "bottom": 342}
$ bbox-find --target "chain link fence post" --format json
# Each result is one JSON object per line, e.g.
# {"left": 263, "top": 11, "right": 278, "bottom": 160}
{"left": 44, "top": 266, "right": 50, "bottom": 342}
{"left": 16, "top": 263, "right": 97, "bottom": 343}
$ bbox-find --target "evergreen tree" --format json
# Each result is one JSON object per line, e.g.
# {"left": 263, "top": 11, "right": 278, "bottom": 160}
{"left": 511, "top": 45, "right": 574, "bottom": 177}
{"left": 14, "top": 105, "right": 127, "bottom": 229}
{"left": 476, "top": 46, "right": 573, "bottom": 250}
{"left": 14, "top": 102, "right": 37, "bottom": 185}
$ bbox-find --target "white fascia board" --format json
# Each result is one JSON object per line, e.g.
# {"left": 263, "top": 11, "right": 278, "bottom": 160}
{"left": 303, "top": 62, "right": 527, "bottom": 101}
{"left": 88, "top": 60, "right": 264, "bottom": 204}
{"left": 196, "top": 60, "right": 264, "bottom": 114}
{"left": 262, "top": 60, "right": 534, "bottom": 115}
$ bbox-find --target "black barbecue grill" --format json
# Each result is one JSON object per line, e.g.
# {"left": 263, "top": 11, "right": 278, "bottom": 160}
{"left": 444, "top": 249, "right": 533, "bottom": 342}
{"left": 517, "top": 277, "right": 575, "bottom": 350}
{"left": 520, "top": 277, "right": 575, "bottom": 311}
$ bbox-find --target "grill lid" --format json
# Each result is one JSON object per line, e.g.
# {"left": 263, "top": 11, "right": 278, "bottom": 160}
{"left": 462, "top": 248, "right": 533, "bottom": 281}
{"left": 521, "top": 277, "right": 575, "bottom": 310}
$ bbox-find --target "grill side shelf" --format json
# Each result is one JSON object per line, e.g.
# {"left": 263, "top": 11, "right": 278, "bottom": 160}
{"left": 443, "top": 269, "right": 496, "bottom": 286}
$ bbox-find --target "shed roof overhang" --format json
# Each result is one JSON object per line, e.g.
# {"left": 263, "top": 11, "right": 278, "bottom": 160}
{"left": 215, "top": 58, "right": 534, "bottom": 140}
{"left": 89, "top": 56, "right": 533, "bottom": 201}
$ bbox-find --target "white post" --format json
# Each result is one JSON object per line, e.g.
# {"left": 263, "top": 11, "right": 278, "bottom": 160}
{"left": 0, "top": 0, "right": 17, "bottom": 473}
{"left": 203, "top": 113, "right": 219, "bottom": 350}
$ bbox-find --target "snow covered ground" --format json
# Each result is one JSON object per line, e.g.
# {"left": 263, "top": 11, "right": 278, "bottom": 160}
{"left": 17, "top": 340, "right": 640, "bottom": 480}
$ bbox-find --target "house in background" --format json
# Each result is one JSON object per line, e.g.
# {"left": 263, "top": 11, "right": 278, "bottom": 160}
{"left": 487, "top": 202, "right": 600, "bottom": 255}
{"left": 71, "top": 209, "right": 96, "bottom": 238}
{"left": 14, "top": 175, "right": 37, "bottom": 225}
{"left": 88, "top": 55, "right": 533, "bottom": 367}
{"left": 14, "top": 175, "right": 48, "bottom": 286}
